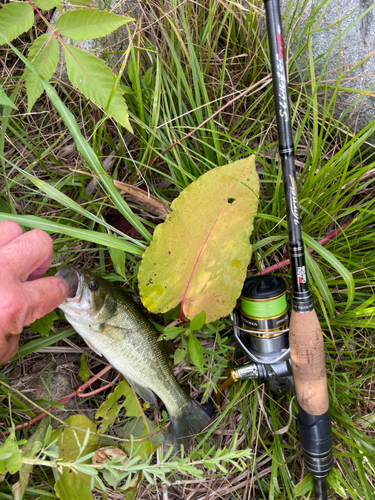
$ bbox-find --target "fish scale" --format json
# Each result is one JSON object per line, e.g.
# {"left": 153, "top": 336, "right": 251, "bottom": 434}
{"left": 56, "top": 266, "right": 212, "bottom": 446}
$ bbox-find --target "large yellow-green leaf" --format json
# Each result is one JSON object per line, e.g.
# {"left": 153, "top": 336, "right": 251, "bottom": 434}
{"left": 63, "top": 44, "right": 132, "bottom": 132}
{"left": 54, "top": 415, "right": 98, "bottom": 500}
{"left": 138, "top": 156, "right": 259, "bottom": 323}
{"left": 24, "top": 34, "right": 59, "bottom": 112}
{"left": 0, "top": 2, "right": 34, "bottom": 45}
{"left": 55, "top": 8, "right": 134, "bottom": 41}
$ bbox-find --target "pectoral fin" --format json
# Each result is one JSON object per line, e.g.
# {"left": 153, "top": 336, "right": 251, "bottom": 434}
{"left": 84, "top": 339, "right": 103, "bottom": 357}
{"left": 126, "top": 377, "right": 156, "bottom": 405}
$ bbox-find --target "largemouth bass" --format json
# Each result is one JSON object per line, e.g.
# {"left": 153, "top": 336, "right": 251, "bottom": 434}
{"left": 56, "top": 266, "right": 211, "bottom": 446}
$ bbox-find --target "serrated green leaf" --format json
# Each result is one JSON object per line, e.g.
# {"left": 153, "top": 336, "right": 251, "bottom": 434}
{"left": 138, "top": 156, "right": 259, "bottom": 322}
{"left": 69, "top": 0, "right": 91, "bottom": 6}
{"left": 55, "top": 9, "right": 134, "bottom": 41}
{"left": 79, "top": 353, "right": 91, "bottom": 383}
{"left": 34, "top": 0, "right": 61, "bottom": 10}
{"left": 0, "top": 3, "right": 34, "bottom": 45}
{"left": 190, "top": 311, "right": 206, "bottom": 331}
{"left": 0, "top": 85, "right": 17, "bottom": 110}
{"left": 188, "top": 333, "right": 203, "bottom": 372}
{"left": 63, "top": 44, "right": 132, "bottom": 131}
{"left": 173, "top": 348, "right": 186, "bottom": 365}
{"left": 0, "top": 431, "right": 22, "bottom": 475}
{"left": 30, "top": 310, "right": 57, "bottom": 337}
{"left": 24, "top": 34, "right": 59, "bottom": 111}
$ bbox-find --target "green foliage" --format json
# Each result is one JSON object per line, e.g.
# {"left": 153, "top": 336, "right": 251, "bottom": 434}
{"left": 0, "top": 86, "right": 17, "bottom": 110}
{"left": 78, "top": 353, "right": 91, "bottom": 383}
{"left": 173, "top": 348, "right": 186, "bottom": 365}
{"left": 0, "top": 3, "right": 34, "bottom": 45}
{"left": 35, "top": 0, "right": 61, "bottom": 9}
{"left": 190, "top": 311, "right": 206, "bottom": 331}
{"left": 25, "top": 34, "right": 59, "bottom": 112}
{"left": 138, "top": 156, "right": 259, "bottom": 322}
{"left": 30, "top": 310, "right": 57, "bottom": 336}
{"left": 1, "top": 0, "right": 375, "bottom": 497}
{"left": 95, "top": 380, "right": 130, "bottom": 433}
{"left": 53, "top": 415, "right": 98, "bottom": 500}
{"left": 0, "top": 1, "right": 133, "bottom": 130}
{"left": 12, "top": 418, "right": 49, "bottom": 500}
{"left": 0, "top": 431, "right": 22, "bottom": 475}
{"left": 54, "top": 9, "right": 134, "bottom": 41}
{"left": 293, "top": 473, "right": 314, "bottom": 496}
{"left": 64, "top": 45, "right": 131, "bottom": 131}
{"left": 109, "top": 247, "right": 126, "bottom": 278}
{"left": 96, "top": 379, "right": 161, "bottom": 458}
{"left": 188, "top": 333, "right": 203, "bottom": 373}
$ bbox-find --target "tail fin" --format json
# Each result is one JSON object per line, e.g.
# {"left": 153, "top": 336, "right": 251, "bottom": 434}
{"left": 169, "top": 399, "right": 212, "bottom": 448}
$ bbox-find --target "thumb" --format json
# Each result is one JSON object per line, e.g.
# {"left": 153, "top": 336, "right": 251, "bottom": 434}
{"left": 22, "top": 276, "right": 69, "bottom": 326}
{"left": 0, "top": 333, "right": 20, "bottom": 365}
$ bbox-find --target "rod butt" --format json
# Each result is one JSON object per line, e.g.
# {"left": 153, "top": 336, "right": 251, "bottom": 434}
{"left": 314, "top": 477, "right": 327, "bottom": 500}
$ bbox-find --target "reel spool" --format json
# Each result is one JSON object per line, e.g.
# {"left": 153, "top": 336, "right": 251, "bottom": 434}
{"left": 240, "top": 275, "right": 289, "bottom": 359}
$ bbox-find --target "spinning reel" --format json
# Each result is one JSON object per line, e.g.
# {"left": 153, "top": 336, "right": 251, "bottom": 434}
{"left": 218, "top": 274, "right": 294, "bottom": 396}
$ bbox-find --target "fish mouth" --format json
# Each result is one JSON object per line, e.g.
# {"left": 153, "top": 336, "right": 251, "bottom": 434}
{"left": 56, "top": 266, "right": 83, "bottom": 302}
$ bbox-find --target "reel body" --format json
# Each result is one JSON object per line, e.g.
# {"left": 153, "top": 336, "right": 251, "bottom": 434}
{"left": 229, "top": 275, "right": 295, "bottom": 395}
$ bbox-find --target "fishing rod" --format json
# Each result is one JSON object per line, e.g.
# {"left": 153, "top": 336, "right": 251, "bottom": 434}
{"left": 262, "top": 1, "right": 333, "bottom": 496}
{"left": 217, "top": 1, "right": 333, "bottom": 498}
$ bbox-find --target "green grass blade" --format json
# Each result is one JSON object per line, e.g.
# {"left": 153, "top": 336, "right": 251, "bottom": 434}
{"left": 10, "top": 328, "right": 76, "bottom": 361}
{"left": 0, "top": 213, "right": 144, "bottom": 255}
{"left": 10, "top": 164, "right": 145, "bottom": 249}
{"left": 302, "top": 232, "right": 355, "bottom": 309}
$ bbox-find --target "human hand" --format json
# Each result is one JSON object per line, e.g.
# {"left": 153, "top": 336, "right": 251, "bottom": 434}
{"left": 0, "top": 220, "right": 69, "bottom": 364}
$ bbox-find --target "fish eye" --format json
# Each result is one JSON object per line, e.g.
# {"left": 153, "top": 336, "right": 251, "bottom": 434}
{"left": 89, "top": 280, "right": 99, "bottom": 292}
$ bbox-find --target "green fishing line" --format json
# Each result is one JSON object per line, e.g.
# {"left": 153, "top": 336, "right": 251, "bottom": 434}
{"left": 241, "top": 294, "right": 287, "bottom": 319}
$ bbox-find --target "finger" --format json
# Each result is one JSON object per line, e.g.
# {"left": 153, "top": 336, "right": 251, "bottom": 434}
{"left": 0, "top": 228, "right": 54, "bottom": 282}
{"left": 0, "top": 220, "right": 23, "bottom": 249}
{"left": 0, "top": 333, "right": 20, "bottom": 365}
{"left": 21, "top": 276, "right": 69, "bottom": 325}
{"left": 28, "top": 266, "right": 52, "bottom": 281}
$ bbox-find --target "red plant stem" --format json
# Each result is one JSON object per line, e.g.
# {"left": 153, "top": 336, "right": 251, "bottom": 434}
{"left": 77, "top": 374, "right": 121, "bottom": 398}
{"left": 25, "top": 0, "right": 44, "bottom": 18}
{"left": 0, "top": 365, "right": 113, "bottom": 438}
{"left": 258, "top": 222, "right": 351, "bottom": 276}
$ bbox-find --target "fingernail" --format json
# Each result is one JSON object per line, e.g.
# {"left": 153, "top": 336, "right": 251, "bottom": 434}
{"left": 56, "top": 276, "right": 69, "bottom": 296}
